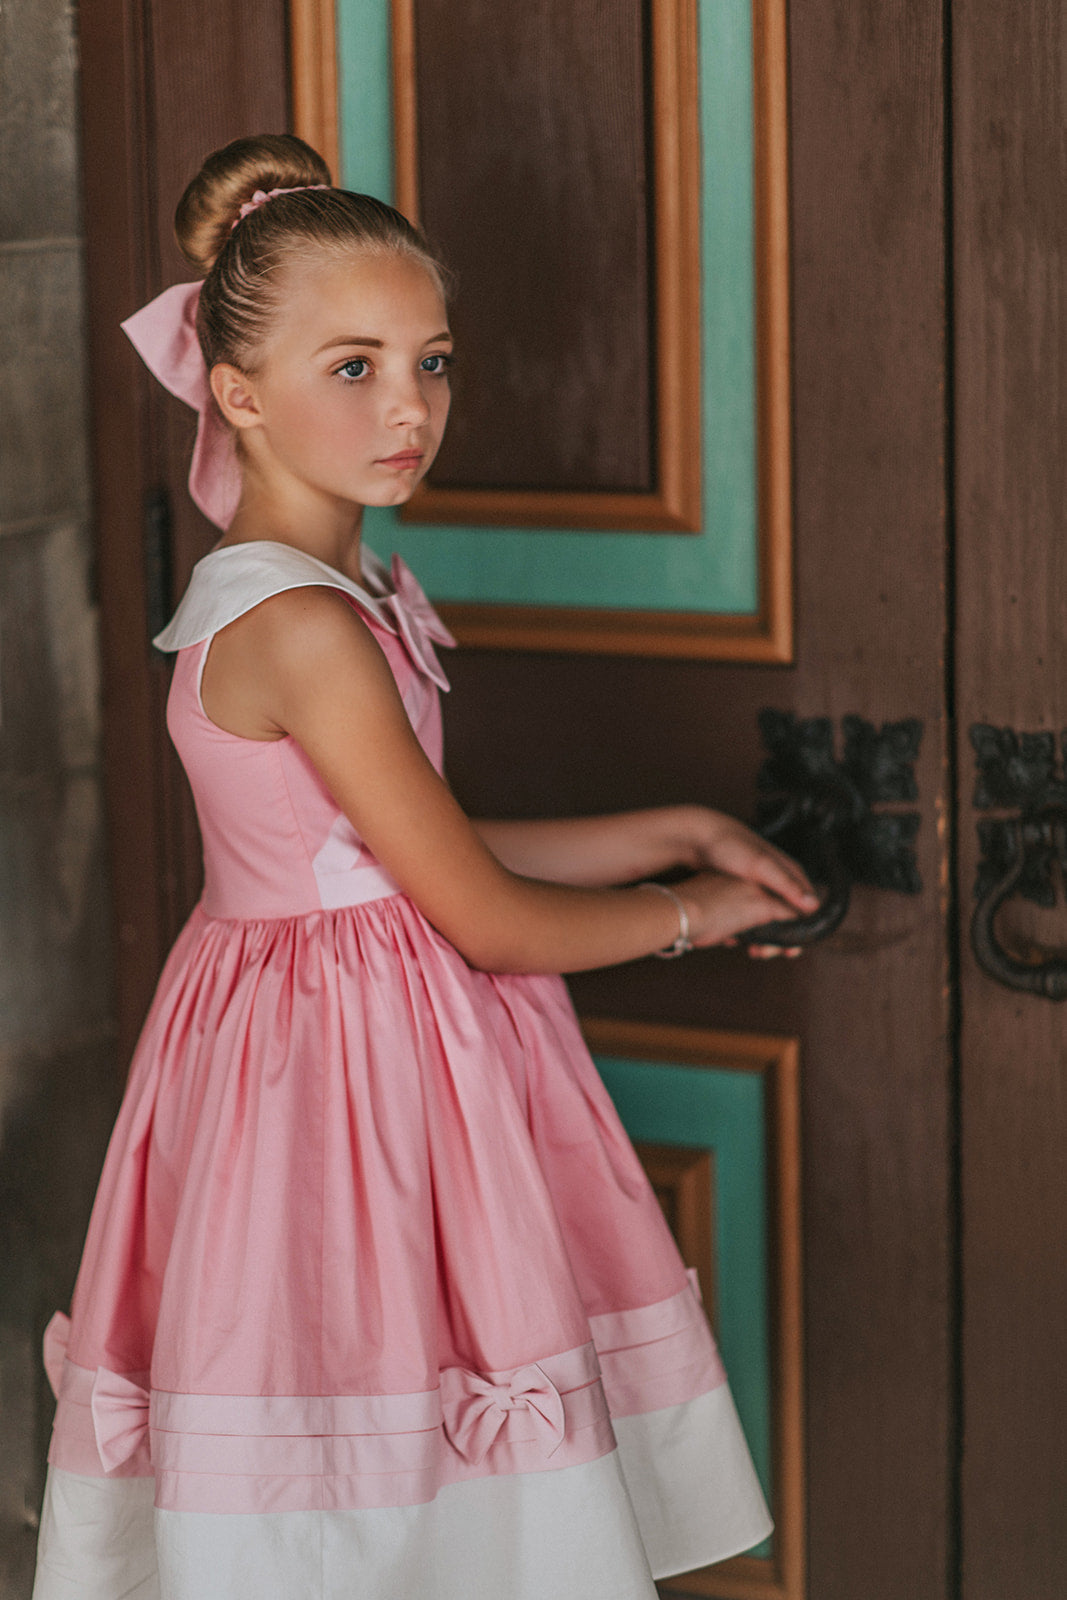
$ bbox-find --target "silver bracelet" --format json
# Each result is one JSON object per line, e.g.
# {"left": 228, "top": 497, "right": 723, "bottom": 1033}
{"left": 638, "top": 881, "right": 694, "bottom": 959}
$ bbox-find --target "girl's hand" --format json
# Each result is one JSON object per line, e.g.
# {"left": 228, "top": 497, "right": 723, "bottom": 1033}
{"left": 689, "top": 809, "right": 819, "bottom": 919}
{"left": 668, "top": 871, "right": 806, "bottom": 955}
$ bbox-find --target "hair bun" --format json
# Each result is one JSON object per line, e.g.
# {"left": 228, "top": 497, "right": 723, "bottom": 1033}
{"left": 175, "top": 134, "right": 333, "bottom": 275}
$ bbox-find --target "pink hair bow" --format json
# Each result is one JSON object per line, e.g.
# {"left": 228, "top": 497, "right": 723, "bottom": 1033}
{"left": 121, "top": 282, "right": 242, "bottom": 530}
{"left": 382, "top": 555, "right": 456, "bottom": 691}
{"left": 90, "top": 1366, "right": 152, "bottom": 1474}
{"left": 442, "top": 1363, "right": 566, "bottom": 1465}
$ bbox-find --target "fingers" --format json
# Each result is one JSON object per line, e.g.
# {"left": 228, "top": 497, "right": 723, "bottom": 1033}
{"left": 701, "top": 817, "right": 819, "bottom": 911}
{"left": 752, "top": 849, "right": 819, "bottom": 911}
{"left": 719, "top": 829, "right": 817, "bottom": 910}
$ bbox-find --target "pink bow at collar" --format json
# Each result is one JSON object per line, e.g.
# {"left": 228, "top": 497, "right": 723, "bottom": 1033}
{"left": 382, "top": 555, "right": 456, "bottom": 692}
{"left": 442, "top": 1363, "right": 566, "bottom": 1465}
{"left": 121, "top": 282, "right": 242, "bottom": 530}
{"left": 90, "top": 1366, "right": 152, "bottom": 1474}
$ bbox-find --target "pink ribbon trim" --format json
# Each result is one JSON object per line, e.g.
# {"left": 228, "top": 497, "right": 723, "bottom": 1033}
{"left": 90, "top": 1366, "right": 152, "bottom": 1473}
{"left": 442, "top": 1362, "right": 566, "bottom": 1465}
{"left": 121, "top": 282, "right": 242, "bottom": 531}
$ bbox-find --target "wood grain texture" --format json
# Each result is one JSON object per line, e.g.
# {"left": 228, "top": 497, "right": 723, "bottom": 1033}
{"left": 953, "top": 4, "right": 1067, "bottom": 1595}
{"left": 395, "top": 0, "right": 705, "bottom": 529}
{"left": 145, "top": 0, "right": 290, "bottom": 958}
{"left": 445, "top": 3, "right": 953, "bottom": 1594}
{"left": 290, "top": 0, "right": 340, "bottom": 179}
{"left": 435, "top": 598, "right": 792, "bottom": 661}
{"left": 398, "top": 0, "right": 657, "bottom": 497}
{"left": 636, "top": 1142, "right": 717, "bottom": 1324}
{"left": 398, "top": 0, "right": 793, "bottom": 656}
{"left": 396, "top": 0, "right": 793, "bottom": 662}
{"left": 79, "top": 0, "right": 172, "bottom": 1066}
{"left": 80, "top": 0, "right": 289, "bottom": 1057}
{"left": 580, "top": 1020, "right": 804, "bottom": 1600}
{"left": 780, "top": 8, "right": 952, "bottom": 1583}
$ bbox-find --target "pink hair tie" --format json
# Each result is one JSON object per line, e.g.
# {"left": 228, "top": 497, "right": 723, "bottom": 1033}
{"left": 232, "top": 184, "right": 330, "bottom": 228}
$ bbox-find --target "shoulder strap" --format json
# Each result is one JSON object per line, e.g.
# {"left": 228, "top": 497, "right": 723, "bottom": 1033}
{"left": 153, "top": 541, "right": 396, "bottom": 652}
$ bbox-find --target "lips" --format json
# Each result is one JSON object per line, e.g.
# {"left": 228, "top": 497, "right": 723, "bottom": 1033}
{"left": 377, "top": 451, "right": 423, "bottom": 469}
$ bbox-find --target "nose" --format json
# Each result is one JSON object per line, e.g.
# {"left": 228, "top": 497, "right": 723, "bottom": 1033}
{"left": 385, "top": 369, "right": 432, "bottom": 429}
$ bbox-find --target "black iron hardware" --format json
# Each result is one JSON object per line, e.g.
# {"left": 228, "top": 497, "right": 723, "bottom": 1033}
{"left": 970, "top": 724, "right": 1067, "bottom": 999}
{"left": 737, "top": 710, "right": 924, "bottom": 948}
{"left": 145, "top": 487, "right": 174, "bottom": 649}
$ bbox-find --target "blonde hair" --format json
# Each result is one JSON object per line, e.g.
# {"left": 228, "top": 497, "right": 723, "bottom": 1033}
{"left": 174, "top": 133, "right": 447, "bottom": 371}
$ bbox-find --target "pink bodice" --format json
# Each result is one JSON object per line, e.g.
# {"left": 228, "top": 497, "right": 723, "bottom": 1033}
{"left": 157, "top": 541, "right": 453, "bottom": 921}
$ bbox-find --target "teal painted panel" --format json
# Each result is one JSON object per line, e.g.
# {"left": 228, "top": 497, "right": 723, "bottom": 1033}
{"left": 594, "top": 1054, "right": 772, "bottom": 1557}
{"left": 337, "top": 0, "right": 760, "bottom": 616}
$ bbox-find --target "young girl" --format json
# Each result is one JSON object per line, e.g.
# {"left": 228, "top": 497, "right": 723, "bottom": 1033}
{"left": 33, "top": 134, "right": 816, "bottom": 1600}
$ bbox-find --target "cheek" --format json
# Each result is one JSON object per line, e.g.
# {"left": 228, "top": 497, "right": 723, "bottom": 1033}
{"left": 274, "top": 386, "right": 376, "bottom": 462}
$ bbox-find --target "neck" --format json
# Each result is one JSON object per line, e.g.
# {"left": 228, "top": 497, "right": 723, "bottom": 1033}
{"left": 220, "top": 479, "right": 366, "bottom": 583}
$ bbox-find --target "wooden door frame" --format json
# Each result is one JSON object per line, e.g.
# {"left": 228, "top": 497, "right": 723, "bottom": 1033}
{"left": 78, "top": 3, "right": 957, "bottom": 1598}
{"left": 79, "top": 0, "right": 170, "bottom": 1067}
{"left": 78, "top": 0, "right": 291, "bottom": 1065}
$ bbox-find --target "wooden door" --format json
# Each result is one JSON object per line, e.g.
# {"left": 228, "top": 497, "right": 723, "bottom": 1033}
{"left": 953, "top": 8, "right": 1067, "bottom": 1596}
{"left": 75, "top": 1, "right": 1067, "bottom": 1597}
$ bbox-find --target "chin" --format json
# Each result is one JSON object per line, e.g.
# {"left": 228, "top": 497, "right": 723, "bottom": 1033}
{"left": 353, "top": 484, "right": 417, "bottom": 508}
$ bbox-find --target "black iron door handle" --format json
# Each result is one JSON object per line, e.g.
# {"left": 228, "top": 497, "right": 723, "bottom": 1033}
{"left": 736, "top": 808, "right": 852, "bottom": 948}
{"left": 732, "top": 710, "right": 923, "bottom": 951}
{"left": 970, "top": 724, "right": 1067, "bottom": 999}
{"left": 971, "top": 815, "right": 1067, "bottom": 999}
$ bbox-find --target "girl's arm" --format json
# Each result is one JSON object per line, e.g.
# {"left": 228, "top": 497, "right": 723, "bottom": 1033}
{"left": 204, "top": 590, "right": 809, "bottom": 973}
{"left": 472, "top": 809, "right": 815, "bottom": 909}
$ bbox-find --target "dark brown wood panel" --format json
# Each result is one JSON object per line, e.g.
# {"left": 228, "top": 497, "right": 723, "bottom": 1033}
{"left": 146, "top": 0, "right": 291, "bottom": 950}
{"left": 407, "top": 0, "right": 654, "bottom": 495}
{"left": 79, "top": 0, "right": 172, "bottom": 1068}
{"left": 953, "top": 5, "right": 1067, "bottom": 1596}
{"left": 79, "top": 0, "right": 289, "bottom": 1060}
{"left": 445, "top": 4, "right": 953, "bottom": 1595}
{"left": 784, "top": 8, "right": 952, "bottom": 1587}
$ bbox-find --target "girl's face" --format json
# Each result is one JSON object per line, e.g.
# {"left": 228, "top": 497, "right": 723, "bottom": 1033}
{"left": 225, "top": 250, "right": 453, "bottom": 511}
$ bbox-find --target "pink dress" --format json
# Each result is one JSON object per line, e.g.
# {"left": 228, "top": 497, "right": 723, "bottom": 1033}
{"left": 33, "top": 542, "right": 771, "bottom": 1600}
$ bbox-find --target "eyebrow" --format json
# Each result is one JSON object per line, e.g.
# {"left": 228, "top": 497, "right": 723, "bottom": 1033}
{"left": 314, "top": 332, "right": 452, "bottom": 354}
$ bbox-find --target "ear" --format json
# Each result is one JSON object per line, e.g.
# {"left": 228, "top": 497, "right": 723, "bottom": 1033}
{"left": 210, "top": 363, "right": 263, "bottom": 431}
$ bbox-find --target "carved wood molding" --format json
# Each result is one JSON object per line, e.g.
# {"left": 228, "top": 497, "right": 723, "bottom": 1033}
{"left": 393, "top": 0, "right": 702, "bottom": 533}
{"left": 581, "top": 1018, "right": 805, "bottom": 1600}
{"left": 636, "top": 1141, "right": 717, "bottom": 1321}
{"left": 289, "top": 0, "right": 792, "bottom": 659}
{"left": 290, "top": 0, "right": 340, "bottom": 180}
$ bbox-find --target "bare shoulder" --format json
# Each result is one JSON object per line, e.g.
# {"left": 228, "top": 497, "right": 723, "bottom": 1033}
{"left": 202, "top": 585, "right": 395, "bottom": 740}
{"left": 215, "top": 585, "right": 385, "bottom": 677}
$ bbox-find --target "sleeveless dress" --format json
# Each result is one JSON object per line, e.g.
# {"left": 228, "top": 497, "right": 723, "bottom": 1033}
{"left": 32, "top": 541, "right": 772, "bottom": 1600}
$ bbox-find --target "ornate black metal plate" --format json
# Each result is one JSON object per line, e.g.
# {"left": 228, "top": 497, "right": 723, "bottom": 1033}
{"left": 971, "top": 724, "right": 1067, "bottom": 909}
{"left": 755, "top": 710, "right": 923, "bottom": 895}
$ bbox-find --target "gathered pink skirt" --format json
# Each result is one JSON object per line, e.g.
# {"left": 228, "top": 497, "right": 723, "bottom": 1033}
{"left": 35, "top": 895, "right": 771, "bottom": 1599}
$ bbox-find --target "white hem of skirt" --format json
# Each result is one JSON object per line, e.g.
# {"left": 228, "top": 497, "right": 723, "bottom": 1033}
{"left": 33, "top": 1388, "right": 772, "bottom": 1600}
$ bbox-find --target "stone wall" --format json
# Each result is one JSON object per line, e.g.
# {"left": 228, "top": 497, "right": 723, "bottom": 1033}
{"left": 0, "top": 0, "right": 119, "bottom": 1592}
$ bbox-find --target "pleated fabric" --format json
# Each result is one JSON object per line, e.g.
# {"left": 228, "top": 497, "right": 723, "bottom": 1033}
{"left": 33, "top": 543, "right": 771, "bottom": 1599}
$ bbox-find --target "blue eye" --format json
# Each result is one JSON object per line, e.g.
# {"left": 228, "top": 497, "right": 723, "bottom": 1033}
{"left": 421, "top": 352, "right": 454, "bottom": 376}
{"left": 337, "top": 358, "right": 370, "bottom": 382}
